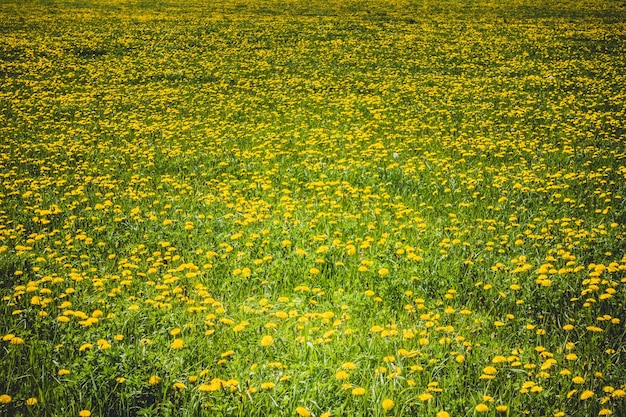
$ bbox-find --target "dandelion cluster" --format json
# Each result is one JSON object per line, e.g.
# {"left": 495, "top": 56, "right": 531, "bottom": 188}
{"left": 1, "top": 0, "right": 625, "bottom": 416}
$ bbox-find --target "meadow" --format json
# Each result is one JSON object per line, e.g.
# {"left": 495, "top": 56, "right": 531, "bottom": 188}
{"left": 1, "top": 0, "right": 626, "bottom": 415}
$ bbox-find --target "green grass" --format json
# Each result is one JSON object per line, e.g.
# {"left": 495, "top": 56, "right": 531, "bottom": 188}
{"left": 1, "top": 0, "right": 626, "bottom": 416}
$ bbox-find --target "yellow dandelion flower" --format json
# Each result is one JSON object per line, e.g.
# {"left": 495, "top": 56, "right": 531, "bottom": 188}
{"left": 78, "top": 411, "right": 91, "bottom": 417}
{"left": 26, "top": 397, "right": 37, "bottom": 405}
{"left": 171, "top": 339, "right": 184, "bottom": 349}
{"left": 580, "top": 390, "right": 594, "bottom": 400}
{"left": 335, "top": 370, "right": 349, "bottom": 380}
{"left": 148, "top": 375, "right": 161, "bottom": 385}
{"left": 476, "top": 403, "right": 489, "bottom": 412}
{"left": 483, "top": 366, "right": 497, "bottom": 375}
{"left": 79, "top": 343, "right": 93, "bottom": 352}
{"left": 437, "top": 412, "right": 450, "bottom": 417}
{"left": 382, "top": 398, "right": 394, "bottom": 410}
{"left": 97, "top": 339, "right": 111, "bottom": 350}
{"left": 10, "top": 337, "right": 24, "bottom": 345}
{"left": 221, "top": 350, "right": 235, "bottom": 358}
{"left": 295, "top": 406, "right": 311, "bottom": 417}
{"left": 260, "top": 335, "right": 274, "bottom": 346}
{"left": 352, "top": 387, "right": 366, "bottom": 396}
{"left": 418, "top": 393, "right": 433, "bottom": 402}
{"left": 0, "top": 394, "right": 11, "bottom": 404}
{"left": 612, "top": 389, "right": 625, "bottom": 398}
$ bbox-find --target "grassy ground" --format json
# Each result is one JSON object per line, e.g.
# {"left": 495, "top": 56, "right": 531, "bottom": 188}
{"left": 1, "top": 0, "right": 626, "bottom": 416}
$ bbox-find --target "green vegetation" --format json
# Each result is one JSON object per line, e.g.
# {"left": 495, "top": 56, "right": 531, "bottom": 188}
{"left": 1, "top": 0, "right": 626, "bottom": 415}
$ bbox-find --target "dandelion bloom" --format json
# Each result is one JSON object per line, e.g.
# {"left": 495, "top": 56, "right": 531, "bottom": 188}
{"left": 26, "top": 397, "right": 37, "bottom": 405}
{"left": 78, "top": 411, "right": 91, "bottom": 417}
{"left": 295, "top": 407, "right": 311, "bottom": 417}
{"left": 148, "top": 375, "right": 161, "bottom": 385}
{"left": 418, "top": 393, "right": 433, "bottom": 402}
{"left": 599, "top": 410, "right": 612, "bottom": 416}
{"left": 476, "top": 403, "right": 489, "bottom": 412}
{"left": 382, "top": 398, "right": 394, "bottom": 410}
{"left": 496, "top": 405, "right": 508, "bottom": 413}
{"left": 580, "top": 390, "right": 594, "bottom": 400}
{"left": 97, "top": 339, "right": 111, "bottom": 350}
{"left": 11, "top": 337, "right": 24, "bottom": 345}
{"left": 483, "top": 366, "right": 497, "bottom": 375}
{"left": 335, "top": 370, "right": 349, "bottom": 380}
{"left": 612, "top": 389, "right": 625, "bottom": 398}
{"left": 221, "top": 350, "right": 235, "bottom": 358}
{"left": 79, "top": 343, "right": 93, "bottom": 352}
{"left": 0, "top": 394, "right": 11, "bottom": 404}
{"left": 260, "top": 335, "right": 274, "bottom": 346}
{"left": 352, "top": 387, "right": 366, "bottom": 396}
{"left": 437, "top": 412, "right": 450, "bottom": 417}
{"left": 171, "top": 339, "right": 184, "bottom": 349}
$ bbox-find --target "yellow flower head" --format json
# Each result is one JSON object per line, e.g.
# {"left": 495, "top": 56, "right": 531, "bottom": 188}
{"left": 580, "top": 390, "right": 594, "bottom": 400}
{"left": 418, "top": 393, "right": 433, "bottom": 402}
{"left": 476, "top": 403, "right": 489, "bottom": 412}
{"left": 341, "top": 362, "right": 357, "bottom": 370}
{"left": 295, "top": 407, "right": 311, "bottom": 417}
{"left": 382, "top": 398, "right": 394, "bottom": 410}
{"left": 171, "top": 339, "right": 184, "bottom": 349}
{"left": 260, "top": 335, "right": 274, "bottom": 347}
{"left": 335, "top": 370, "right": 349, "bottom": 380}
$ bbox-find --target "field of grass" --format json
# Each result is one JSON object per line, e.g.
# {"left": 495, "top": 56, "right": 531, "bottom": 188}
{"left": 1, "top": 0, "right": 626, "bottom": 415}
